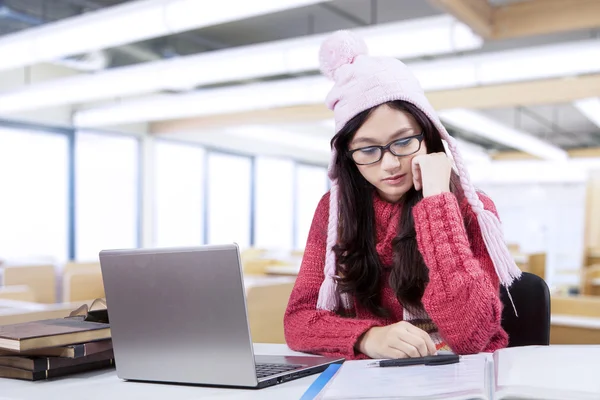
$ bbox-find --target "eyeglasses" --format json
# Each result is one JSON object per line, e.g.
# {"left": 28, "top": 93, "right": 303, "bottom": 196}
{"left": 348, "top": 133, "right": 424, "bottom": 165}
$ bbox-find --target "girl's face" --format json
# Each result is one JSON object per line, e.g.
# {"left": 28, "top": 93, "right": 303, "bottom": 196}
{"left": 348, "top": 104, "right": 427, "bottom": 203}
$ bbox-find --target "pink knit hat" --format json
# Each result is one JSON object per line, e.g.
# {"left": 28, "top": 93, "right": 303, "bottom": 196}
{"left": 316, "top": 30, "right": 522, "bottom": 312}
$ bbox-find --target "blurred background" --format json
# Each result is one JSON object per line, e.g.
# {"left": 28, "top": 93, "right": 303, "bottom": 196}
{"left": 0, "top": 0, "right": 599, "bottom": 344}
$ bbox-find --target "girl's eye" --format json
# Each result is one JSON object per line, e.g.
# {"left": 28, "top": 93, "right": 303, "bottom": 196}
{"left": 394, "top": 139, "right": 412, "bottom": 147}
{"left": 359, "top": 147, "right": 378, "bottom": 154}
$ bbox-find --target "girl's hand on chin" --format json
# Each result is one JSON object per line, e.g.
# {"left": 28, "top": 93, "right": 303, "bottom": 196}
{"left": 411, "top": 153, "right": 452, "bottom": 198}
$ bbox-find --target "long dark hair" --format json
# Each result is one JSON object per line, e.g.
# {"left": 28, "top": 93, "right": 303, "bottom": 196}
{"left": 331, "top": 100, "right": 464, "bottom": 317}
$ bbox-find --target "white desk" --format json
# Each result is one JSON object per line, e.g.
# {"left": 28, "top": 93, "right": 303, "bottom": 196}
{"left": 242, "top": 275, "right": 296, "bottom": 290}
{"left": 551, "top": 314, "right": 600, "bottom": 329}
{"left": 0, "top": 344, "right": 320, "bottom": 400}
{"left": 264, "top": 265, "right": 300, "bottom": 276}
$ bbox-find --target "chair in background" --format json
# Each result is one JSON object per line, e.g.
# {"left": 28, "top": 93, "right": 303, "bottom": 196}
{"left": 581, "top": 265, "right": 600, "bottom": 296}
{"left": 62, "top": 268, "right": 105, "bottom": 303}
{"left": 1, "top": 264, "right": 56, "bottom": 303}
{"left": 240, "top": 248, "right": 267, "bottom": 262}
{"left": 585, "top": 248, "right": 600, "bottom": 267}
{"left": 500, "top": 272, "right": 551, "bottom": 347}
{"left": 512, "top": 253, "right": 546, "bottom": 280}
{"left": 246, "top": 282, "right": 295, "bottom": 343}
{"left": 63, "top": 261, "right": 100, "bottom": 276}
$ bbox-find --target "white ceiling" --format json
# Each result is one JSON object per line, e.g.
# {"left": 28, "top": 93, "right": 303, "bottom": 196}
{"left": 0, "top": 0, "right": 598, "bottom": 160}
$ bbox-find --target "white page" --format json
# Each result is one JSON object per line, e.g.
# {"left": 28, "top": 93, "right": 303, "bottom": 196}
{"left": 495, "top": 345, "right": 600, "bottom": 400}
{"left": 321, "top": 354, "right": 490, "bottom": 400}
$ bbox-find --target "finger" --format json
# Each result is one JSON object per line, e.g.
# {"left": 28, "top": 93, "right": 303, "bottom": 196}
{"left": 404, "top": 325, "right": 437, "bottom": 355}
{"left": 388, "top": 335, "right": 422, "bottom": 358}
{"left": 419, "top": 333, "right": 437, "bottom": 356}
{"left": 425, "top": 335, "right": 437, "bottom": 356}
{"left": 383, "top": 346, "right": 410, "bottom": 360}
{"left": 397, "top": 331, "right": 429, "bottom": 357}
{"left": 411, "top": 157, "right": 422, "bottom": 191}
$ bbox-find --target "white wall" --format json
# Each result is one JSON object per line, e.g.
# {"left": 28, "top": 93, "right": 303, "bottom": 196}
{"left": 469, "top": 158, "right": 600, "bottom": 290}
{"left": 479, "top": 181, "right": 587, "bottom": 290}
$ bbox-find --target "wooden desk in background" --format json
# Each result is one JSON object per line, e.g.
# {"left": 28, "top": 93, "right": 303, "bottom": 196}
{"left": 264, "top": 265, "right": 300, "bottom": 276}
{"left": 550, "top": 295, "right": 600, "bottom": 345}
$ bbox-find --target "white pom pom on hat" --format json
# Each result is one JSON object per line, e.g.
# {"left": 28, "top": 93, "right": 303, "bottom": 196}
{"left": 318, "top": 30, "right": 368, "bottom": 80}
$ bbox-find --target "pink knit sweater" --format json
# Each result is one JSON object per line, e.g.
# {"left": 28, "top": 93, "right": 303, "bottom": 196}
{"left": 283, "top": 191, "right": 508, "bottom": 359}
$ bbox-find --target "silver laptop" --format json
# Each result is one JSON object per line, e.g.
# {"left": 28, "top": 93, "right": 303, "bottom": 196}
{"left": 99, "top": 243, "right": 343, "bottom": 389}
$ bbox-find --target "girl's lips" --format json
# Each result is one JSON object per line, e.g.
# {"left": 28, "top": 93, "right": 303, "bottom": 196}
{"left": 383, "top": 174, "right": 407, "bottom": 185}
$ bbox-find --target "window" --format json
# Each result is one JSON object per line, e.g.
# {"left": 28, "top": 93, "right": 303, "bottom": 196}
{"left": 0, "top": 126, "right": 69, "bottom": 262}
{"left": 154, "top": 140, "right": 205, "bottom": 247}
{"left": 75, "top": 131, "right": 139, "bottom": 261}
{"left": 253, "top": 157, "right": 294, "bottom": 250}
{"left": 294, "top": 164, "right": 328, "bottom": 249}
{"left": 206, "top": 152, "right": 252, "bottom": 249}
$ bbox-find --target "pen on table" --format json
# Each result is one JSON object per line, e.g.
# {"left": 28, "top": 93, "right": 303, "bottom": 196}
{"left": 367, "top": 353, "right": 460, "bottom": 368}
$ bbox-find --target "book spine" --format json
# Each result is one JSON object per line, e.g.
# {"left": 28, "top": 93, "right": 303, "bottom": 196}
{"left": 41, "top": 349, "right": 114, "bottom": 372}
{"left": 34, "top": 359, "right": 114, "bottom": 381}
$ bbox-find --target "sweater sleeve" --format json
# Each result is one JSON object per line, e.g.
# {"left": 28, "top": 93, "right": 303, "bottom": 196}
{"left": 283, "top": 192, "right": 384, "bottom": 360}
{"left": 412, "top": 191, "right": 509, "bottom": 355}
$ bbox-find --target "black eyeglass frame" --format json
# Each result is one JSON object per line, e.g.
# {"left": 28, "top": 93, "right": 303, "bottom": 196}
{"left": 347, "top": 133, "right": 425, "bottom": 166}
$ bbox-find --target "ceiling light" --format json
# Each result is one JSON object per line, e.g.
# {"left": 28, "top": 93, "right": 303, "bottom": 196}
{"left": 70, "top": 37, "right": 600, "bottom": 127}
{"left": 410, "top": 38, "right": 600, "bottom": 91}
{"left": 438, "top": 109, "right": 569, "bottom": 162}
{"left": 0, "top": 14, "right": 482, "bottom": 114}
{"left": 73, "top": 77, "right": 330, "bottom": 128}
{"left": 0, "top": 0, "right": 329, "bottom": 72}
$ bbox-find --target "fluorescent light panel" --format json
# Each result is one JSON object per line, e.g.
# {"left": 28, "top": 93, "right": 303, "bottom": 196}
{"left": 0, "top": 0, "right": 328, "bottom": 72}
{"left": 438, "top": 109, "right": 569, "bottom": 162}
{"left": 74, "top": 77, "right": 329, "bottom": 127}
{"left": 412, "top": 38, "right": 600, "bottom": 91}
{"left": 71, "top": 37, "right": 600, "bottom": 127}
{"left": 0, "top": 15, "right": 482, "bottom": 114}
{"left": 573, "top": 97, "right": 600, "bottom": 128}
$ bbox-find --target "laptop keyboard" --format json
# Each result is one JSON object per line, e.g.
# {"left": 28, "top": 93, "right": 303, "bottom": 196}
{"left": 255, "top": 363, "right": 303, "bottom": 378}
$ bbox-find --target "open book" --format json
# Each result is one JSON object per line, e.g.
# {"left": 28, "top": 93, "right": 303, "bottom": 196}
{"left": 315, "top": 345, "right": 600, "bottom": 400}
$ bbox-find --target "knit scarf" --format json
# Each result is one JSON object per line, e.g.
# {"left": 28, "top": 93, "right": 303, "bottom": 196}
{"left": 373, "top": 193, "right": 451, "bottom": 352}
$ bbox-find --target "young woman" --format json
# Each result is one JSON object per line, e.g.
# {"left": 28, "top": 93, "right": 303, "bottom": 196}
{"left": 283, "top": 31, "right": 522, "bottom": 360}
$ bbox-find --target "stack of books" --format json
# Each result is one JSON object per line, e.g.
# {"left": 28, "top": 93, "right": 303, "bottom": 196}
{"left": 0, "top": 302, "right": 113, "bottom": 381}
